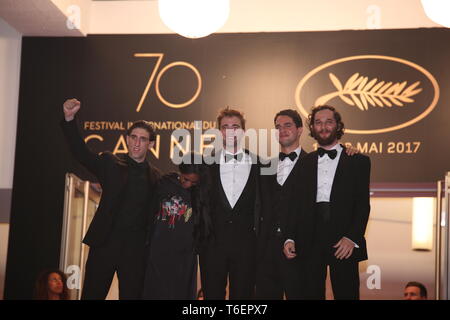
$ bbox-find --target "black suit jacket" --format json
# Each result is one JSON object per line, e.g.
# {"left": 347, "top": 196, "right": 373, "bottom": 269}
{"left": 205, "top": 150, "right": 262, "bottom": 242}
{"left": 61, "top": 118, "right": 159, "bottom": 247}
{"left": 293, "top": 146, "right": 371, "bottom": 262}
{"left": 259, "top": 149, "right": 308, "bottom": 259}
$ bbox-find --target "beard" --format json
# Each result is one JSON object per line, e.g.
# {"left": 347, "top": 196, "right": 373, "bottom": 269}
{"left": 312, "top": 126, "right": 339, "bottom": 146}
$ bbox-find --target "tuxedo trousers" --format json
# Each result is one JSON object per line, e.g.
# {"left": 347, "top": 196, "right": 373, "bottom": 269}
{"left": 255, "top": 231, "right": 305, "bottom": 299}
{"left": 303, "top": 202, "right": 360, "bottom": 300}
{"left": 199, "top": 228, "right": 257, "bottom": 300}
{"left": 81, "top": 229, "right": 147, "bottom": 300}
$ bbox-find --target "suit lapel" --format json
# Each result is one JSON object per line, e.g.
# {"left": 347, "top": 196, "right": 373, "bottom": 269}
{"left": 282, "top": 148, "right": 307, "bottom": 187}
{"left": 117, "top": 154, "right": 129, "bottom": 186}
{"left": 233, "top": 163, "right": 256, "bottom": 211}
{"left": 330, "top": 146, "right": 349, "bottom": 203}
{"left": 232, "top": 150, "right": 257, "bottom": 210}
{"left": 213, "top": 162, "right": 233, "bottom": 210}
{"left": 311, "top": 151, "right": 318, "bottom": 200}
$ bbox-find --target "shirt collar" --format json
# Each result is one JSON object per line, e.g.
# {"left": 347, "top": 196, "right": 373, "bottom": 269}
{"left": 322, "top": 143, "right": 342, "bottom": 152}
{"left": 221, "top": 149, "right": 249, "bottom": 164}
{"left": 126, "top": 154, "right": 148, "bottom": 168}
{"left": 223, "top": 148, "right": 245, "bottom": 156}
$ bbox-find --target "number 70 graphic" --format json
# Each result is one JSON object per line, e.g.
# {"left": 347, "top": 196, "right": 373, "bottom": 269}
{"left": 134, "top": 53, "right": 202, "bottom": 112}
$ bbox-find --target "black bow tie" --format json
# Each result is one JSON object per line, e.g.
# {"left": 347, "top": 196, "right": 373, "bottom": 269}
{"left": 318, "top": 147, "right": 337, "bottom": 159}
{"left": 225, "top": 153, "right": 243, "bottom": 162}
{"left": 279, "top": 152, "right": 298, "bottom": 161}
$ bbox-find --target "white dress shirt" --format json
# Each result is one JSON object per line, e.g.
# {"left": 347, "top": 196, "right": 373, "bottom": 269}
{"left": 220, "top": 149, "right": 252, "bottom": 208}
{"left": 316, "top": 143, "right": 342, "bottom": 202}
{"left": 285, "top": 143, "right": 358, "bottom": 248}
{"left": 316, "top": 143, "right": 358, "bottom": 248}
{"left": 277, "top": 148, "right": 301, "bottom": 186}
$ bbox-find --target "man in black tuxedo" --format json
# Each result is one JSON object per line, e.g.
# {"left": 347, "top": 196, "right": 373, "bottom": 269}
{"left": 255, "top": 109, "right": 307, "bottom": 299}
{"left": 199, "top": 107, "right": 261, "bottom": 299}
{"left": 61, "top": 98, "right": 160, "bottom": 299}
{"left": 284, "top": 105, "right": 371, "bottom": 300}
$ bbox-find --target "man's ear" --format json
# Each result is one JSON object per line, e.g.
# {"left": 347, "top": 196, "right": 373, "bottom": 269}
{"left": 149, "top": 141, "right": 155, "bottom": 149}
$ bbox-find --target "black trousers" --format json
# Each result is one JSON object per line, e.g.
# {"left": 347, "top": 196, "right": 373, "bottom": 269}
{"left": 255, "top": 232, "right": 304, "bottom": 299}
{"left": 199, "top": 231, "right": 256, "bottom": 300}
{"left": 81, "top": 229, "right": 146, "bottom": 300}
{"left": 304, "top": 203, "right": 360, "bottom": 300}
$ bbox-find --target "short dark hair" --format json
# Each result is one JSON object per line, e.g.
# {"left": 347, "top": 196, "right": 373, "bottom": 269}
{"left": 405, "top": 282, "right": 427, "bottom": 298}
{"left": 307, "top": 105, "right": 345, "bottom": 140}
{"left": 274, "top": 109, "right": 303, "bottom": 128}
{"left": 127, "top": 120, "right": 156, "bottom": 142}
{"left": 217, "top": 107, "right": 246, "bottom": 130}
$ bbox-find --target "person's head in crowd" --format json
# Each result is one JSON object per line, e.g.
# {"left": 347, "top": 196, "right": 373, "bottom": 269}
{"left": 274, "top": 109, "right": 303, "bottom": 149}
{"left": 307, "top": 105, "right": 345, "bottom": 147}
{"left": 217, "top": 107, "right": 246, "bottom": 152}
{"left": 404, "top": 281, "right": 427, "bottom": 300}
{"left": 34, "top": 269, "right": 69, "bottom": 300}
{"left": 126, "top": 120, "right": 156, "bottom": 163}
{"left": 178, "top": 154, "right": 203, "bottom": 189}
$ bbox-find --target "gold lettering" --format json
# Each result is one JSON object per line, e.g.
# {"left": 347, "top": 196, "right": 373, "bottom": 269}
{"left": 368, "top": 142, "right": 379, "bottom": 153}
{"left": 170, "top": 134, "right": 191, "bottom": 159}
{"left": 84, "top": 134, "right": 104, "bottom": 143}
{"left": 357, "top": 142, "right": 368, "bottom": 153}
{"left": 113, "top": 135, "right": 128, "bottom": 154}
{"left": 150, "top": 135, "right": 160, "bottom": 159}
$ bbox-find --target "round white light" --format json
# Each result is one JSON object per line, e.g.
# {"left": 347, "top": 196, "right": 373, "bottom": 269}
{"left": 159, "top": 0, "right": 230, "bottom": 39}
{"left": 421, "top": 0, "right": 450, "bottom": 28}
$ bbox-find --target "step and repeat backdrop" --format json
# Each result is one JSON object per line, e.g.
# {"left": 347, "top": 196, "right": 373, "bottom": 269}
{"left": 5, "top": 28, "right": 450, "bottom": 298}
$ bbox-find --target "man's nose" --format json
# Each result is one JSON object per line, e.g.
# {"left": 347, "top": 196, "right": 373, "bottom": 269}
{"left": 280, "top": 127, "right": 288, "bottom": 134}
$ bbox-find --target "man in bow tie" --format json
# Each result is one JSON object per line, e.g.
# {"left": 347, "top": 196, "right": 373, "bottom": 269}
{"left": 284, "top": 105, "right": 371, "bottom": 300}
{"left": 255, "top": 109, "right": 308, "bottom": 299}
{"left": 199, "top": 107, "right": 261, "bottom": 299}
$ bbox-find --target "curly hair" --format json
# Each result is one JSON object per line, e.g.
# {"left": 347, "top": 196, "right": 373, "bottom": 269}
{"left": 178, "top": 154, "right": 213, "bottom": 253}
{"left": 33, "top": 269, "right": 69, "bottom": 300}
{"left": 307, "top": 105, "right": 345, "bottom": 140}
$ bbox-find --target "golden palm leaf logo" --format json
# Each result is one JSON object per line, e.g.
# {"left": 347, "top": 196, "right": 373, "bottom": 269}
{"left": 315, "top": 73, "right": 423, "bottom": 110}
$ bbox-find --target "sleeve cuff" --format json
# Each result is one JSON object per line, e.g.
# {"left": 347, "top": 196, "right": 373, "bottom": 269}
{"left": 344, "top": 237, "right": 359, "bottom": 248}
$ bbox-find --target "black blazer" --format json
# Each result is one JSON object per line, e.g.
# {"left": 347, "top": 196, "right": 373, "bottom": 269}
{"left": 293, "top": 146, "right": 371, "bottom": 262}
{"left": 206, "top": 149, "right": 262, "bottom": 239}
{"left": 61, "top": 118, "right": 159, "bottom": 247}
{"left": 258, "top": 149, "right": 308, "bottom": 257}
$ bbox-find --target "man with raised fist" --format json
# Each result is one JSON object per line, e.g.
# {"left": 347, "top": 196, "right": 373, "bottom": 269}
{"left": 61, "top": 98, "right": 160, "bottom": 299}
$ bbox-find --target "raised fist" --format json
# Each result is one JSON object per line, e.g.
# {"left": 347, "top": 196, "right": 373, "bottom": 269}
{"left": 63, "top": 98, "right": 81, "bottom": 121}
